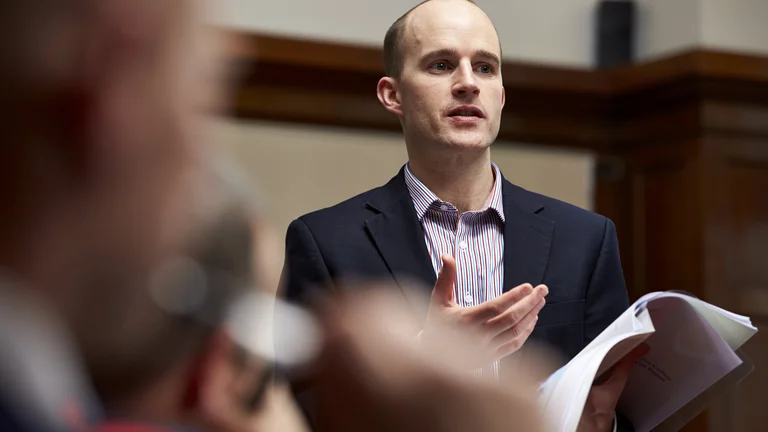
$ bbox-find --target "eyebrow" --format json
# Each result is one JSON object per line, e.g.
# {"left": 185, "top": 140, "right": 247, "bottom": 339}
{"left": 421, "top": 48, "right": 501, "bottom": 66}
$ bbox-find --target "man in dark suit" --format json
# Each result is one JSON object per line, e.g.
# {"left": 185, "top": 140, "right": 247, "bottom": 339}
{"left": 283, "top": 1, "right": 642, "bottom": 431}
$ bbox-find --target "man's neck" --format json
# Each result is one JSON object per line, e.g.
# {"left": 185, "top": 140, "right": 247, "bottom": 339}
{"left": 407, "top": 149, "right": 495, "bottom": 214}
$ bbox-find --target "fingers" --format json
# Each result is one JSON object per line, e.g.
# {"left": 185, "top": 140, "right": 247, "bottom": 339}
{"left": 492, "top": 304, "right": 541, "bottom": 359}
{"left": 591, "top": 342, "right": 651, "bottom": 412}
{"left": 485, "top": 285, "right": 547, "bottom": 333}
{"left": 580, "top": 346, "right": 647, "bottom": 427}
{"left": 490, "top": 296, "right": 545, "bottom": 340}
{"left": 480, "top": 283, "right": 534, "bottom": 316}
{"left": 431, "top": 254, "right": 457, "bottom": 305}
{"left": 495, "top": 316, "right": 539, "bottom": 360}
{"left": 628, "top": 343, "right": 651, "bottom": 362}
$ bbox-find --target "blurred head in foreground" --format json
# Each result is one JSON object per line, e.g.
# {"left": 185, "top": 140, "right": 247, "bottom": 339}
{"left": 0, "top": 0, "right": 226, "bottom": 430}
{"left": 0, "top": 0, "right": 222, "bottom": 331}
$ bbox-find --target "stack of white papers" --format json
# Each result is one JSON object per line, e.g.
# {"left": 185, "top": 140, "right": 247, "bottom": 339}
{"left": 538, "top": 291, "right": 758, "bottom": 432}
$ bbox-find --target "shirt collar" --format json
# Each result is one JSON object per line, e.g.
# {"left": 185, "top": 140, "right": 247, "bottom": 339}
{"left": 404, "top": 162, "right": 505, "bottom": 222}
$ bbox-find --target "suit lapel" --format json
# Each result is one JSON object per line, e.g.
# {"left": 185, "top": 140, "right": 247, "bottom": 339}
{"left": 502, "top": 179, "right": 554, "bottom": 292}
{"left": 363, "top": 170, "right": 554, "bottom": 297}
{"left": 364, "top": 169, "right": 437, "bottom": 294}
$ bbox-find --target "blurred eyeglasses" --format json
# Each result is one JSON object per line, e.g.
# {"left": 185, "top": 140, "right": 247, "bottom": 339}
{"left": 148, "top": 255, "right": 322, "bottom": 410}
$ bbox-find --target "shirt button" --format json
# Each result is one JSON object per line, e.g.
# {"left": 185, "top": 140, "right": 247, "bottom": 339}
{"left": 440, "top": 204, "right": 449, "bottom": 211}
{"left": 459, "top": 240, "right": 468, "bottom": 249}
{"left": 464, "top": 293, "right": 473, "bottom": 304}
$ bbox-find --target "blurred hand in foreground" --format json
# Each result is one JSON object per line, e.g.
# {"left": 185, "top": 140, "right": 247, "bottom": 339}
{"left": 311, "top": 286, "right": 550, "bottom": 432}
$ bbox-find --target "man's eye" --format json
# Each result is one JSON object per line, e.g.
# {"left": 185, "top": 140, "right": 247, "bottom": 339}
{"left": 430, "top": 62, "right": 450, "bottom": 71}
{"left": 477, "top": 64, "right": 493, "bottom": 74}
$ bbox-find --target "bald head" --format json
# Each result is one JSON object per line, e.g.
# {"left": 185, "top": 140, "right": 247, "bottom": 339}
{"left": 383, "top": 0, "right": 500, "bottom": 79}
{"left": 375, "top": 0, "right": 505, "bottom": 154}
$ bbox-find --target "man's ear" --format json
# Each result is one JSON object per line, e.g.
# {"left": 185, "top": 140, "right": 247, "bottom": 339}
{"left": 190, "top": 331, "right": 276, "bottom": 431}
{"left": 377, "top": 77, "right": 403, "bottom": 117}
{"left": 182, "top": 331, "right": 232, "bottom": 412}
{"left": 50, "top": 2, "right": 161, "bottom": 182}
{"left": 501, "top": 86, "right": 505, "bottom": 110}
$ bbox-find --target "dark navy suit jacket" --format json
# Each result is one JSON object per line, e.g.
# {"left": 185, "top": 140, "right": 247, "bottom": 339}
{"left": 282, "top": 166, "right": 632, "bottom": 429}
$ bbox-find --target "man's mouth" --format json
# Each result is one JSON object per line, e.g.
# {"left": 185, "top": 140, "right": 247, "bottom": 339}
{"left": 447, "top": 106, "right": 485, "bottom": 119}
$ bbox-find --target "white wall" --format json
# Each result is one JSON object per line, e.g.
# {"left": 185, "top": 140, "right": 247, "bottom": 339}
{"left": 216, "top": 119, "right": 594, "bottom": 257}
{"left": 635, "top": 0, "right": 768, "bottom": 61}
{"left": 635, "top": 0, "right": 700, "bottom": 61}
{"left": 701, "top": 0, "right": 768, "bottom": 56}
{"left": 213, "top": 0, "right": 768, "bottom": 67}
{"left": 485, "top": 0, "right": 599, "bottom": 67}
{"left": 213, "top": 0, "right": 601, "bottom": 67}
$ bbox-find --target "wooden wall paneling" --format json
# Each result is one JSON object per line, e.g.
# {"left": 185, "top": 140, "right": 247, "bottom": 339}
{"left": 227, "top": 32, "right": 768, "bottom": 151}
{"left": 699, "top": 135, "right": 768, "bottom": 432}
{"left": 594, "top": 155, "right": 637, "bottom": 297}
{"left": 632, "top": 160, "right": 695, "bottom": 294}
{"left": 700, "top": 97, "right": 768, "bottom": 432}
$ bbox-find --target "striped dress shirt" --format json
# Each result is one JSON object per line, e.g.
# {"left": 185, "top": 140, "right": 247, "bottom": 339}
{"left": 404, "top": 163, "right": 505, "bottom": 377}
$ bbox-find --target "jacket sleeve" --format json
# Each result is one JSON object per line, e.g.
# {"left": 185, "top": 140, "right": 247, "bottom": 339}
{"left": 585, "top": 218, "right": 634, "bottom": 432}
{"left": 583, "top": 217, "right": 630, "bottom": 347}
{"left": 279, "top": 218, "right": 334, "bottom": 429}
{"left": 281, "top": 218, "right": 334, "bottom": 305}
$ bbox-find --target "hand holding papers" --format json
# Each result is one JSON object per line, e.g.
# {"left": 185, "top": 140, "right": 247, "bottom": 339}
{"left": 538, "top": 291, "right": 758, "bottom": 432}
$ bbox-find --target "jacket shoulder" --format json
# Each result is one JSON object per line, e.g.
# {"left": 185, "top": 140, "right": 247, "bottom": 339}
{"left": 293, "top": 186, "right": 381, "bottom": 229}
{"left": 507, "top": 181, "right": 609, "bottom": 231}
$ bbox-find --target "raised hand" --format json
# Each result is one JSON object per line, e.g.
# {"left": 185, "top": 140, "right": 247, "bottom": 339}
{"left": 421, "top": 254, "right": 548, "bottom": 368}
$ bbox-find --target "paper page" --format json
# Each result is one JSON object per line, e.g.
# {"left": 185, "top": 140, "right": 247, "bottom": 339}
{"left": 634, "top": 291, "right": 757, "bottom": 350}
{"left": 617, "top": 297, "right": 743, "bottom": 432}
{"left": 678, "top": 297, "right": 756, "bottom": 349}
{"left": 594, "top": 308, "right": 655, "bottom": 379}
{"left": 538, "top": 308, "right": 654, "bottom": 432}
{"left": 654, "top": 349, "right": 754, "bottom": 432}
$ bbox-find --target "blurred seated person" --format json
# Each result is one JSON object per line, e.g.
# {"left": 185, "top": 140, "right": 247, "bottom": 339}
{"left": 89, "top": 172, "right": 314, "bottom": 432}
{"left": 0, "top": 0, "right": 218, "bottom": 430}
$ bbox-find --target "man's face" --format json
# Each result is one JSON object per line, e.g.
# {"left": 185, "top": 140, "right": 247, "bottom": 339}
{"left": 396, "top": 0, "right": 504, "bottom": 153}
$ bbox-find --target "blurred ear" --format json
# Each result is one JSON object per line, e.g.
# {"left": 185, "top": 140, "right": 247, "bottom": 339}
{"left": 187, "top": 331, "right": 232, "bottom": 412}
{"left": 377, "top": 77, "right": 403, "bottom": 117}
{"left": 45, "top": 1, "right": 170, "bottom": 180}
{"left": 194, "top": 331, "right": 272, "bottom": 430}
{"left": 175, "top": 330, "right": 224, "bottom": 418}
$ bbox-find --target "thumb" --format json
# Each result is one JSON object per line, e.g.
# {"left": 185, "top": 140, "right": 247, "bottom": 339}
{"left": 603, "top": 343, "right": 650, "bottom": 390}
{"left": 432, "top": 254, "right": 457, "bottom": 305}
{"left": 616, "top": 343, "right": 650, "bottom": 377}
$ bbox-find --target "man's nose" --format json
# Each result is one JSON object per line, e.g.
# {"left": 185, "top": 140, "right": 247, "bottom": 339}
{"left": 452, "top": 62, "right": 479, "bottom": 98}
